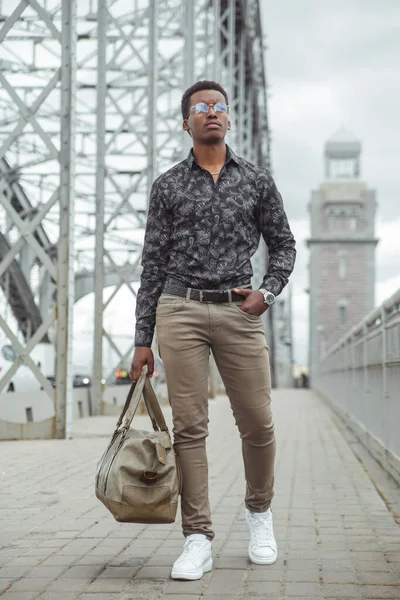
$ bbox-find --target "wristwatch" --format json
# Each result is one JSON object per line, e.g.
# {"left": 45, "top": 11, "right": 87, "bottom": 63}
{"left": 258, "top": 288, "right": 275, "bottom": 306}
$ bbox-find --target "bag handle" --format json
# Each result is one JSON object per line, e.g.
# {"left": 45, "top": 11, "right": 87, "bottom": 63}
{"left": 115, "top": 367, "right": 168, "bottom": 433}
{"left": 142, "top": 377, "right": 168, "bottom": 432}
{"left": 115, "top": 370, "right": 146, "bottom": 430}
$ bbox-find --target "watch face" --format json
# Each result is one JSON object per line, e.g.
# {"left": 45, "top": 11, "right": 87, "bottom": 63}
{"left": 266, "top": 292, "right": 275, "bottom": 305}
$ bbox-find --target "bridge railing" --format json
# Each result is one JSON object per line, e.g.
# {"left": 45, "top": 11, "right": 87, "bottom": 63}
{"left": 313, "top": 288, "right": 400, "bottom": 484}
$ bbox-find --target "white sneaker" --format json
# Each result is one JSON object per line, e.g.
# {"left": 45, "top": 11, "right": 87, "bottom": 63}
{"left": 246, "top": 508, "right": 278, "bottom": 565}
{"left": 171, "top": 534, "right": 213, "bottom": 580}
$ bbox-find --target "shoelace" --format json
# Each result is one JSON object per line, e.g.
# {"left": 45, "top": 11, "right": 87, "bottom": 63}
{"left": 182, "top": 539, "right": 206, "bottom": 557}
{"left": 251, "top": 515, "right": 274, "bottom": 547}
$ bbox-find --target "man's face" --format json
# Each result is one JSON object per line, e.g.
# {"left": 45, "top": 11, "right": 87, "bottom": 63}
{"left": 183, "top": 89, "right": 231, "bottom": 143}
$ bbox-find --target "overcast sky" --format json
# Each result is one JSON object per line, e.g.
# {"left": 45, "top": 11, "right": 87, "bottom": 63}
{"left": 262, "top": 0, "right": 400, "bottom": 364}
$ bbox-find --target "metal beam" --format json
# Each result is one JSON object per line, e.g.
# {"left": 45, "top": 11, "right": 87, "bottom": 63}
{"left": 213, "top": 0, "right": 221, "bottom": 80}
{"left": 54, "top": 0, "right": 77, "bottom": 439}
{"left": 183, "top": 0, "right": 195, "bottom": 156}
{"left": 147, "top": 0, "right": 158, "bottom": 193}
{"left": 92, "top": 0, "right": 107, "bottom": 416}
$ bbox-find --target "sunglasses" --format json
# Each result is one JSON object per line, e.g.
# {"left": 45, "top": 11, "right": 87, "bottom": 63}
{"left": 188, "top": 102, "right": 229, "bottom": 117}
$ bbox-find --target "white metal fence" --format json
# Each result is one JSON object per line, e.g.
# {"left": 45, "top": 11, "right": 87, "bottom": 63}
{"left": 313, "top": 288, "right": 400, "bottom": 484}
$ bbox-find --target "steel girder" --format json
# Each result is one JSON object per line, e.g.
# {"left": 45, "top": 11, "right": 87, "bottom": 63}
{"left": 0, "top": 0, "right": 270, "bottom": 431}
{"left": 0, "top": 157, "right": 54, "bottom": 339}
{"left": 0, "top": 0, "right": 76, "bottom": 437}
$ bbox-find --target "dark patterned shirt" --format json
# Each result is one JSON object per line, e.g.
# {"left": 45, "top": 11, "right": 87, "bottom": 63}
{"left": 135, "top": 145, "right": 296, "bottom": 347}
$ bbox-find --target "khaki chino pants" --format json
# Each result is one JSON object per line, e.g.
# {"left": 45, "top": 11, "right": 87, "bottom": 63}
{"left": 156, "top": 293, "right": 275, "bottom": 541}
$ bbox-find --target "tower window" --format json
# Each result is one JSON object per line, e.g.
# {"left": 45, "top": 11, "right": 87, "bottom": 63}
{"left": 339, "top": 305, "right": 347, "bottom": 328}
{"left": 331, "top": 158, "right": 357, "bottom": 179}
{"left": 338, "top": 254, "right": 347, "bottom": 279}
{"left": 349, "top": 217, "right": 357, "bottom": 231}
{"left": 324, "top": 204, "right": 361, "bottom": 233}
{"left": 337, "top": 297, "right": 348, "bottom": 328}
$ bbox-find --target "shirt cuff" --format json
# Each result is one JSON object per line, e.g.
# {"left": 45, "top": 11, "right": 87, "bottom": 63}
{"left": 259, "top": 277, "right": 281, "bottom": 297}
{"left": 134, "top": 330, "right": 154, "bottom": 348}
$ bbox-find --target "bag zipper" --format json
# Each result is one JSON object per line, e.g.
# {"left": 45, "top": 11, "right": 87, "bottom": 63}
{"left": 96, "top": 429, "right": 119, "bottom": 490}
{"left": 103, "top": 434, "right": 126, "bottom": 495}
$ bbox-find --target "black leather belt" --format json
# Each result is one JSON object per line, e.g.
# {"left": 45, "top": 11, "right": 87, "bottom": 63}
{"left": 175, "top": 288, "right": 247, "bottom": 304}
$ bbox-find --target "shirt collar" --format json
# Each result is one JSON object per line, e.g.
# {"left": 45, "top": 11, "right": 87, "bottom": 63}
{"left": 186, "top": 144, "right": 240, "bottom": 169}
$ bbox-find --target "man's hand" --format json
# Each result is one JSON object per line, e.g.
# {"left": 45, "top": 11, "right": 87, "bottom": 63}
{"left": 233, "top": 288, "right": 267, "bottom": 316}
{"left": 130, "top": 347, "right": 154, "bottom": 383}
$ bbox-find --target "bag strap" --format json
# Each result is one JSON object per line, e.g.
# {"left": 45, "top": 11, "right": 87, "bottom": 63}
{"left": 115, "top": 367, "right": 168, "bottom": 433}
{"left": 143, "top": 377, "right": 168, "bottom": 432}
{"left": 115, "top": 367, "right": 147, "bottom": 429}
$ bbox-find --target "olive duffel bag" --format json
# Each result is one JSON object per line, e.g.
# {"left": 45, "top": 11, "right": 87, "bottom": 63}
{"left": 95, "top": 368, "right": 181, "bottom": 523}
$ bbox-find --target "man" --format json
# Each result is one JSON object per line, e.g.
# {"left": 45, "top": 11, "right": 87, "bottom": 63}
{"left": 130, "top": 80, "right": 296, "bottom": 580}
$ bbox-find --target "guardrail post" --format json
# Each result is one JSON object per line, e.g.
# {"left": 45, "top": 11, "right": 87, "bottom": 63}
{"left": 343, "top": 339, "right": 349, "bottom": 417}
{"left": 350, "top": 331, "right": 356, "bottom": 398}
{"left": 362, "top": 322, "right": 369, "bottom": 433}
{"left": 381, "top": 306, "right": 389, "bottom": 452}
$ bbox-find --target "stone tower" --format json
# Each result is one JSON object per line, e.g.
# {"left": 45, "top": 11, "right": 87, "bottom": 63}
{"left": 307, "top": 129, "right": 378, "bottom": 381}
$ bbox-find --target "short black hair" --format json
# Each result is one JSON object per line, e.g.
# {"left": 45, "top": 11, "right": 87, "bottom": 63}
{"left": 181, "top": 80, "right": 229, "bottom": 120}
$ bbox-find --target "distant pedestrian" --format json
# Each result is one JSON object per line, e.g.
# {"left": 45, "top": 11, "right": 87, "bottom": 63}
{"left": 131, "top": 80, "right": 296, "bottom": 580}
{"left": 301, "top": 371, "right": 309, "bottom": 388}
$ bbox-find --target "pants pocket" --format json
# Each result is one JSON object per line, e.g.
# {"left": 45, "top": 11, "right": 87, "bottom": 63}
{"left": 156, "top": 294, "right": 185, "bottom": 316}
{"left": 231, "top": 302, "right": 261, "bottom": 321}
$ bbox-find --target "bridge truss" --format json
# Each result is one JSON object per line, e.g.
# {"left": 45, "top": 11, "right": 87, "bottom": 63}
{"left": 0, "top": 0, "right": 270, "bottom": 436}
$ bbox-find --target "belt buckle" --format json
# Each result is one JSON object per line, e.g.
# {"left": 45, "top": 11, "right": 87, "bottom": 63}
{"left": 199, "top": 290, "right": 204, "bottom": 303}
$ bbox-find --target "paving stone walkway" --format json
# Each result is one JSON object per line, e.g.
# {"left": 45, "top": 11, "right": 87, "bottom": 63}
{"left": 0, "top": 389, "right": 399, "bottom": 599}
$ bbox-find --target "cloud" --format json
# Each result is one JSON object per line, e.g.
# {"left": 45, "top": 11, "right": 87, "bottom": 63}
{"left": 376, "top": 218, "right": 400, "bottom": 282}
{"left": 376, "top": 275, "right": 400, "bottom": 306}
{"left": 264, "top": 1, "right": 400, "bottom": 223}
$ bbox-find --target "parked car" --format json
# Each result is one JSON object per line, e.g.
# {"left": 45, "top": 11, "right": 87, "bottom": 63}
{"left": 47, "top": 374, "right": 105, "bottom": 388}
{"left": 113, "top": 357, "right": 165, "bottom": 385}
{"left": 114, "top": 368, "right": 131, "bottom": 385}
{"left": 73, "top": 373, "right": 92, "bottom": 388}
